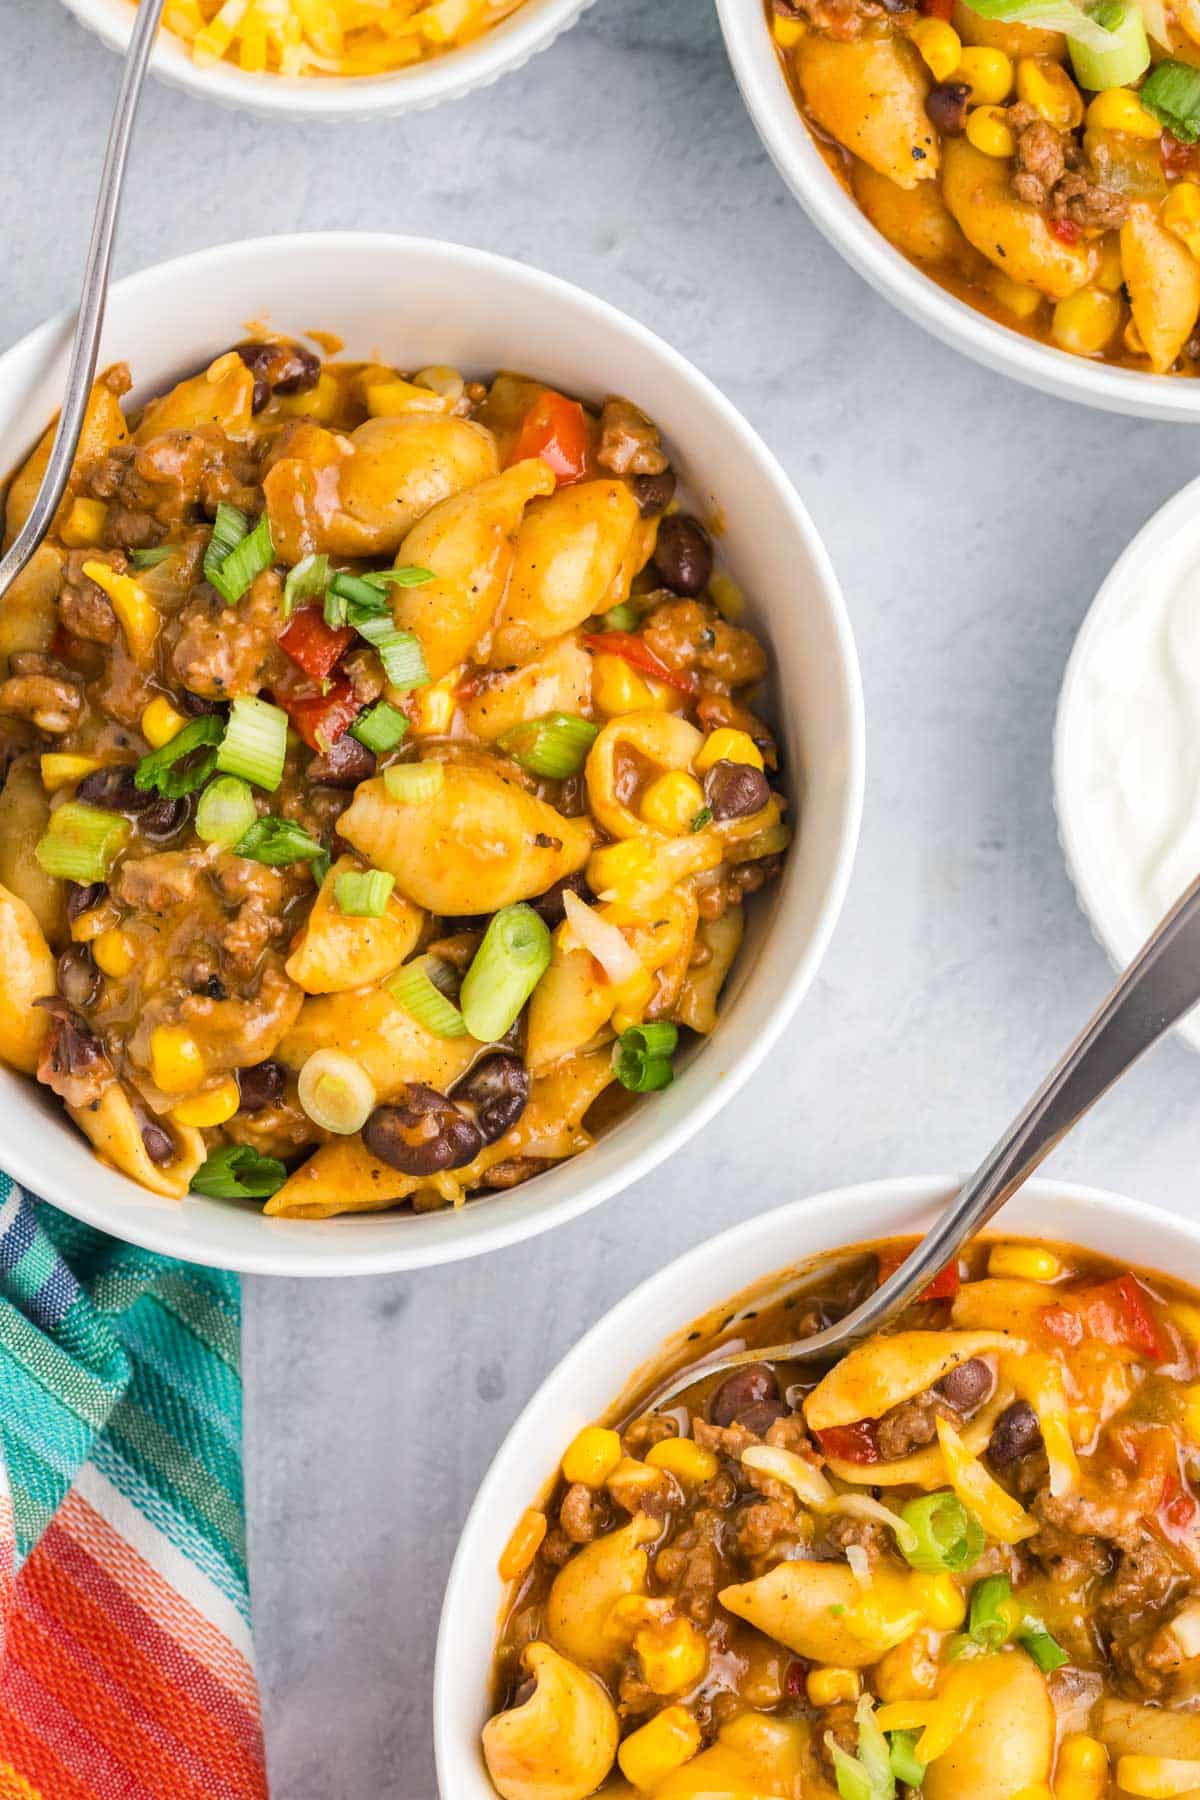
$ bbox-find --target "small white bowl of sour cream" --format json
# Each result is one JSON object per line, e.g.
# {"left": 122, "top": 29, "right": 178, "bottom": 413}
{"left": 1056, "top": 473, "right": 1200, "bottom": 1050}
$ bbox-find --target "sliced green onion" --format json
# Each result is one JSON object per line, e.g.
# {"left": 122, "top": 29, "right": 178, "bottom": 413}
{"left": 297, "top": 1049, "right": 375, "bottom": 1135}
{"left": 612, "top": 1022, "right": 678, "bottom": 1093}
{"left": 899, "top": 1491, "right": 984, "bottom": 1574}
{"left": 215, "top": 695, "right": 288, "bottom": 792}
{"left": 129, "top": 546, "right": 175, "bottom": 570}
{"left": 460, "top": 904, "right": 552, "bottom": 1041}
{"left": 283, "top": 552, "right": 329, "bottom": 620}
{"left": 190, "top": 1144, "right": 286, "bottom": 1200}
{"left": 203, "top": 502, "right": 248, "bottom": 595}
{"left": 1069, "top": 0, "right": 1149, "bottom": 90}
{"left": 960, "top": 0, "right": 1121, "bottom": 51}
{"left": 1140, "top": 58, "right": 1200, "bottom": 139}
{"left": 384, "top": 761, "right": 444, "bottom": 804}
{"left": 354, "top": 613, "right": 429, "bottom": 690}
{"left": 324, "top": 570, "right": 390, "bottom": 628}
{"left": 350, "top": 700, "right": 409, "bottom": 754}
{"left": 887, "top": 1731, "right": 925, "bottom": 1789}
{"left": 34, "top": 801, "right": 130, "bottom": 882}
{"left": 498, "top": 712, "right": 598, "bottom": 779}
{"left": 691, "top": 806, "right": 713, "bottom": 833}
{"left": 599, "top": 601, "right": 639, "bottom": 632}
{"left": 134, "top": 715, "right": 225, "bottom": 797}
{"left": 207, "top": 512, "right": 273, "bottom": 605}
{"left": 335, "top": 868, "right": 395, "bottom": 917}
{"left": 387, "top": 959, "right": 468, "bottom": 1038}
{"left": 1019, "top": 1620, "right": 1070, "bottom": 1672}
{"left": 828, "top": 1697, "right": 895, "bottom": 1800}
{"left": 195, "top": 776, "right": 258, "bottom": 849}
{"left": 968, "top": 1574, "right": 1019, "bottom": 1649}
{"left": 234, "top": 816, "right": 326, "bottom": 867}
{"left": 365, "top": 564, "right": 436, "bottom": 589}
{"left": 311, "top": 847, "right": 332, "bottom": 888}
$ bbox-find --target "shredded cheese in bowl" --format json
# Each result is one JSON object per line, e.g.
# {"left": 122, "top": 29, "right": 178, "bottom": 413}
{"left": 154, "top": 0, "right": 529, "bottom": 76}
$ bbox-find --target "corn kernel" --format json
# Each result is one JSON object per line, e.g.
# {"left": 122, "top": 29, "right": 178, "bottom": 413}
{"left": 587, "top": 837, "right": 658, "bottom": 905}
{"left": 694, "top": 727, "right": 764, "bottom": 773}
{"left": 645, "top": 1438, "right": 719, "bottom": 1486}
{"left": 988, "top": 1244, "right": 1062, "bottom": 1282}
{"left": 965, "top": 104, "right": 1016, "bottom": 158}
{"left": 92, "top": 928, "right": 136, "bottom": 978}
{"left": 618, "top": 1705, "right": 702, "bottom": 1790}
{"left": 1095, "top": 233, "right": 1124, "bottom": 292}
{"left": 773, "top": 14, "right": 806, "bottom": 44}
{"left": 150, "top": 1025, "right": 206, "bottom": 1095}
{"left": 874, "top": 1631, "right": 939, "bottom": 1701}
{"left": 916, "top": 1572, "right": 966, "bottom": 1629}
{"left": 986, "top": 270, "right": 1045, "bottom": 319}
{"left": 408, "top": 672, "right": 458, "bottom": 736}
{"left": 1086, "top": 86, "right": 1162, "bottom": 137}
{"left": 82, "top": 561, "right": 159, "bottom": 661}
{"left": 634, "top": 1616, "right": 709, "bottom": 1695}
{"left": 1052, "top": 288, "right": 1122, "bottom": 357}
{"left": 40, "top": 753, "right": 104, "bottom": 793}
{"left": 170, "top": 1078, "right": 240, "bottom": 1128}
{"left": 640, "top": 770, "right": 706, "bottom": 835}
{"left": 275, "top": 368, "right": 340, "bottom": 421}
{"left": 1054, "top": 1734, "right": 1109, "bottom": 1800}
{"left": 957, "top": 46, "right": 1013, "bottom": 103}
{"left": 365, "top": 377, "right": 448, "bottom": 417}
{"left": 497, "top": 1508, "right": 546, "bottom": 1582}
{"left": 910, "top": 17, "right": 962, "bottom": 81}
{"left": 708, "top": 571, "right": 744, "bottom": 621}
{"left": 70, "top": 899, "right": 119, "bottom": 943}
{"left": 1016, "top": 56, "right": 1083, "bottom": 129}
{"left": 140, "top": 695, "right": 188, "bottom": 750}
{"left": 59, "top": 497, "right": 109, "bottom": 549}
{"left": 607, "top": 1455, "right": 668, "bottom": 1512}
{"left": 806, "top": 1667, "right": 862, "bottom": 1707}
{"left": 562, "top": 1425, "right": 623, "bottom": 1488}
{"left": 592, "top": 652, "right": 657, "bottom": 717}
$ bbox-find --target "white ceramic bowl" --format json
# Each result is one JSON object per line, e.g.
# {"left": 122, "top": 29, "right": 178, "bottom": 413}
{"left": 0, "top": 231, "right": 863, "bottom": 1276}
{"left": 58, "top": 0, "right": 592, "bottom": 118}
{"left": 715, "top": 2, "right": 1200, "bottom": 422}
{"left": 1055, "top": 472, "right": 1200, "bottom": 1049}
{"left": 434, "top": 1173, "right": 1199, "bottom": 1796}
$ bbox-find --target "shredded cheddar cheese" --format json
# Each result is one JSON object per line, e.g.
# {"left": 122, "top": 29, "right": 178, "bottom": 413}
{"left": 152, "top": 0, "right": 529, "bottom": 77}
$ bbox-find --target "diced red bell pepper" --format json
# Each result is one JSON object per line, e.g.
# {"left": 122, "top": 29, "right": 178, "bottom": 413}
{"left": 509, "top": 391, "right": 590, "bottom": 487}
{"left": 582, "top": 631, "right": 699, "bottom": 697}
{"left": 1041, "top": 1272, "right": 1168, "bottom": 1363}
{"left": 279, "top": 606, "right": 356, "bottom": 682}
{"left": 283, "top": 678, "right": 360, "bottom": 754}
{"left": 876, "top": 1249, "right": 961, "bottom": 1303}
{"left": 815, "top": 1421, "right": 881, "bottom": 1465}
{"left": 785, "top": 1660, "right": 808, "bottom": 1699}
{"left": 1050, "top": 218, "right": 1081, "bottom": 246}
{"left": 1160, "top": 1471, "right": 1198, "bottom": 1536}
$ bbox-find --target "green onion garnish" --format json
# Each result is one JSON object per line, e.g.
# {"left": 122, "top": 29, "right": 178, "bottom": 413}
{"left": 599, "top": 601, "right": 640, "bottom": 632}
{"left": 384, "top": 761, "right": 444, "bottom": 804}
{"left": 335, "top": 868, "right": 395, "bottom": 917}
{"left": 967, "top": 1574, "right": 1019, "bottom": 1649}
{"left": 899, "top": 1491, "right": 984, "bottom": 1574}
{"left": 203, "top": 502, "right": 248, "bottom": 594}
{"left": 1140, "top": 58, "right": 1200, "bottom": 140}
{"left": 324, "top": 571, "right": 391, "bottom": 628}
{"left": 350, "top": 701, "right": 409, "bottom": 755}
{"left": 386, "top": 959, "right": 468, "bottom": 1038}
{"left": 129, "top": 546, "right": 175, "bottom": 570}
{"left": 887, "top": 1732, "right": 925, "bottom": 1789}
{"left": 957, "top": 0, "right": 1127, "bottom": 51}
{"left": 691, "top": 806, "right": 713, "bottom": 833}
{"left": 195, "top": 775, "right": 258, "bottom": 849}
{"left": 355, "top": 614, "right": 429, "bottom": 690}
{"left": 498, "top": 713, "right": 598, "bottom": 780}
{"left": 612, "top": 1021, "right": 678, "bottom": 1093}
{"left": 211, "top": 513, "right": 274, "bottom": 605}
{"left": 34, "top": 801, "right": 130, "bottom": 882}
{"left": 459, "top": 904, "right": 553, "bottom": 1042}
{"left": 366, "top": 565, "right": 436, "bottom": 589}
{"left": 1019, "top": 1620, "right": 1070, "bottom": 1672}
{"left": 828, "top": 1696, "right": 895, "bottom": 1800}
{"left": 234, "top": 816, "right": 326, "bottom": 867}
{"left": 283, "top": 552, "right": 329, "bottom": 621}
{"left": 134, "top": 714, "right": 225, "bottom": 798}
{"left": 1069, "top": 0, "right": 1149, "bottom": 92}
{"left": 190, "top": 1144, "right": 287, "bottom": 1200}
{"left": 215, "top": 695, "right": 288, "bottom": 792}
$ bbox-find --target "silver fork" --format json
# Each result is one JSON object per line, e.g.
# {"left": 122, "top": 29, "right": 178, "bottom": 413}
{"left": 644, "top": 867, "right": 1200, "bottom": 1410}
{"left": 0, "top": 0, "right": 165, "bottom": 604}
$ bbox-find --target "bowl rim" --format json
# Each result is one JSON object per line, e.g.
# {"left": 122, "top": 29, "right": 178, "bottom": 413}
{"left": 1054, "top": 467, "right": 1200, "bottom": 1050}
{"left": 432, "top": 1172, "right": 1200, "bottom": 1794}
{"left": 56, "top": 0, "right": 594, "bottom": 117}
{"left": 0, "top": 228, "right": 865, "bottom": 1277}
{"left": 714, "top": 0, "right": 1200, "bottom": 423}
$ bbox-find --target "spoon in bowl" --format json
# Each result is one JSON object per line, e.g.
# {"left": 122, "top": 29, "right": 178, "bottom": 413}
{"left": 0, "top": 0, "right": 165, "bottom": 605}
{"left": 645, "top": 866, "right": 1200, "bottom": 1408}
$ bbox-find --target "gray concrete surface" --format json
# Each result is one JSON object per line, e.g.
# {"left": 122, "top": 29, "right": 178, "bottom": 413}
{"left": 4, "top": 1, "right": 1200, "bottom": 1792}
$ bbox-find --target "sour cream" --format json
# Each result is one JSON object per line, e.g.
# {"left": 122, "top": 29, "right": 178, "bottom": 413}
{"left": 1056, "top": 489, "right": 1200, "bottom": 1051}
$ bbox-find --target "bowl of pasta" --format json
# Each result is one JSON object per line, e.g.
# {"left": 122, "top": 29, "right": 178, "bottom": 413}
{"left": 58, "top": 0, "right": 593, "bottom": 117}
{"left": 0, "top": 231, "right": 862, "bottom": 1276}
{"left": 436, "top": 1174, "right": 1200, "bottom": 1799}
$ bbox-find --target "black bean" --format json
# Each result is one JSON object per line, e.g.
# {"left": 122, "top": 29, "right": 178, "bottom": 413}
{"left": 528, "top": 871, "right": 593, "bottom": 928}
{"left": 66, "top": 880, "right": 107, "bottom": 923}
{"left": 936, "top": 1356, "right": 994, "bottom": 1413}
{"left": 234, "top": 340, "right": 321, "bottom": 400}
{"left": 704, "top": 760, "right": 770, "bottom": 822}
{"left": 986, "top": 1400, "right": 1043, "bottom": 1470}
{"left": 735, "top": 1398, "right": 790, "bottom": 1436}
{"left": 362, "top": 1085, "right": 484, "bottom": 1177}
{"left": 34, "top": 998, "right": 107, "bottom": 1079}
{"left": 654, "top": 514, "right": 713, "bottom": 597}
{"left": 237, "top": 1061, "right": 286, "bottom": 1113}
{"left": 709, "top": 1362, "right": 781, "bottom": 1428}
{"left": 308, "top": 735, "right": 376, "bottom": 788}
{"left": 455, "top": 1054, "right": 530, "bottom": 1144}
{"left": 57, "top": 945, "right": 100, "bottom": 1009}
{"left": 630, "top": 469, "right": 677, "bottom": 518}
{"left": 926, "top": 81, "right": 971, "bottom": 136}
{"left": 75, "top": 764, "right": 149, "bottom": 812}
{"left": 178, "top": 689, "right": 224, "bottom": 718}
{"left": 138, "top": 793, "right": 193, "bottom": 842}
{"left": 140, "top": 1119, "right": 176, "bottom": 1166}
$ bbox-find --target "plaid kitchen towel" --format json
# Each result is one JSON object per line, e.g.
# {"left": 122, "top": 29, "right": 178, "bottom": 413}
{"left": 0, "top": 1172, "right": 267, "bottom": 1799}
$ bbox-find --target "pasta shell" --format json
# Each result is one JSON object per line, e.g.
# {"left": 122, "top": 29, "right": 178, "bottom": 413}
{"left": 804, "top": 1330, "right": 1015, "bottom": 1431}
{"left": 482, "top": 1642, "right": 618, "bottom": 1800}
